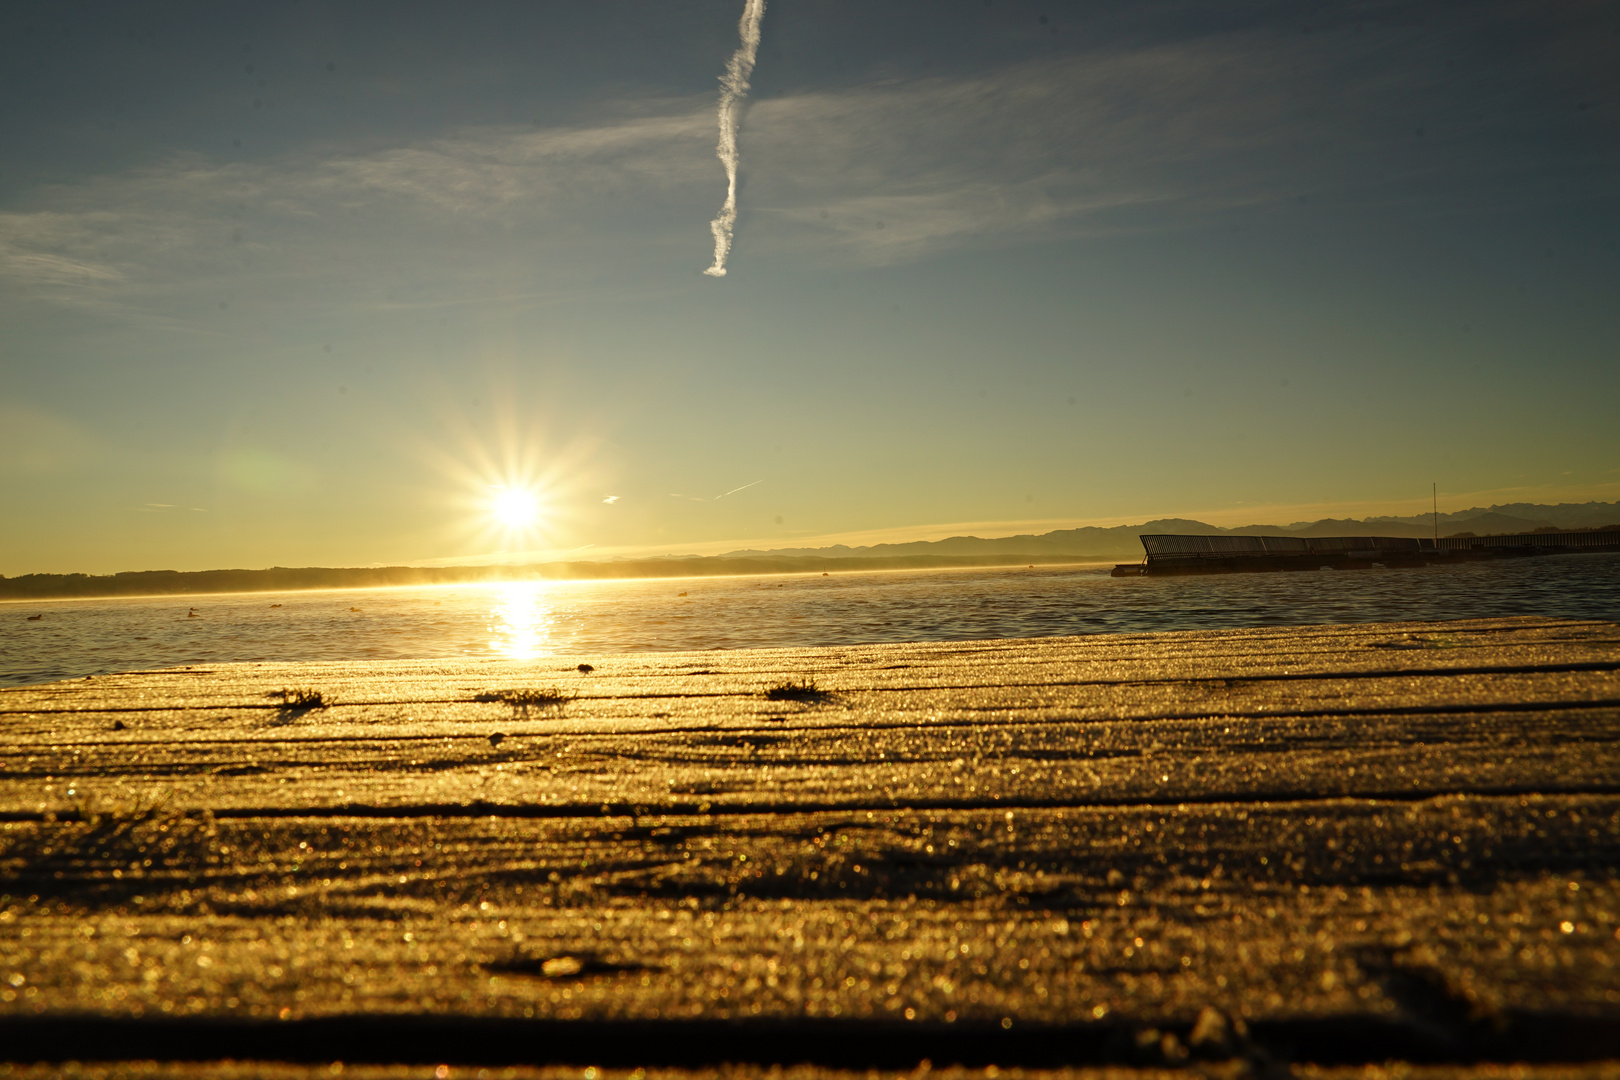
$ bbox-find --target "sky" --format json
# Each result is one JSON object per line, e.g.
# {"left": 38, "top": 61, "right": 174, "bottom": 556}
{"left": 1, "top": 0, "right": 1617, "bottom": 575}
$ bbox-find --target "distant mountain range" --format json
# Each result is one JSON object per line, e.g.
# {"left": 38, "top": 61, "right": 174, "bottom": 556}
{"left": 718, "top": 501, "right": 1620, "bottom": 560}
{"left": 5, "top": 502, "right": 1616, "bottom": 600}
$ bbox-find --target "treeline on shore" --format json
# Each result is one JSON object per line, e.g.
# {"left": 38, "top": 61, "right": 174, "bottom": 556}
{"left": 0, "top": 553, "right": 1109, "bottom": 601}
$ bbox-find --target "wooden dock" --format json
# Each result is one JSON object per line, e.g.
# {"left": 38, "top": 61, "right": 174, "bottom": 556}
{"left": 3, "top": 615, "right": 1619, "bottom": 1078}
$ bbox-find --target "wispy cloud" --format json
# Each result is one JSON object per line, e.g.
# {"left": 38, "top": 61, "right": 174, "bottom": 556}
{"left": 0, "top": 109, "right": 715, "bottom": 319}
{"left": 0, "top": 16, "right": 1576, "bottom": 314}
{"left": 315, "top": 112, "right": 714, "bottom": 214}
{"left": 736, "top": 22, "right": 1584, "bottom": 265}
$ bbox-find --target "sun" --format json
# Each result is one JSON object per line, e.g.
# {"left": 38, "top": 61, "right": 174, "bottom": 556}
{"left": 490, "top": 487, "right": 540, "bottom": 530}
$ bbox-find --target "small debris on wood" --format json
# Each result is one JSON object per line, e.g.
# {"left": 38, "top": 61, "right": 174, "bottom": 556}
{"left": 765, "top": 679, "right": 833, "bottom": 703}
{"left": 485, "top": 951, "right": 663, "bottom": 979}
{"left": 1188, "top": 1006, "right": 1247, "bottom": 1058}
{"left": 268, "top": 688, "right": 326, "bottom": 709}
{"left": 541, "top": 956, "right": 582, "bottom": 977}
{"left": 473, "top": 688, "right": 574, "bottom": 708}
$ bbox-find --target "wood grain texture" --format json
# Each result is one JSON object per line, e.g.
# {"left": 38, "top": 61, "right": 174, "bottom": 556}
{"left": 2, "top": 616, "right": 1618, "bottom": 1075}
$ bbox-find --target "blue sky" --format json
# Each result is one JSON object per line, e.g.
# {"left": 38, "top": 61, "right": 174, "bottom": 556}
{"left": 2, "top": 0, "right": 1616, "bottom": 574}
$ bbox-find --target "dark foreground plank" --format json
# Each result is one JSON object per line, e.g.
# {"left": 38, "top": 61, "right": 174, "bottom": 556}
{"left": 4, "top": 1067, "right": 1620, "bottom": 1080}
{"left": 2, "top": 616, "right": 1618, "bottom": 1076}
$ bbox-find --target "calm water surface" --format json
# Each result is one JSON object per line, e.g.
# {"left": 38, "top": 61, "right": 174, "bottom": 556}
{"left": 4, "top": 554, "right": 1618, "bottom": 686}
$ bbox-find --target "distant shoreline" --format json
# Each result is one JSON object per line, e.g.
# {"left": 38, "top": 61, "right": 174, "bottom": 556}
{"left": 0, "top": 553, "right": 1125, "bottom": 602}
{"left": 7, "top": 500, "right": 1615, "bottom": 602}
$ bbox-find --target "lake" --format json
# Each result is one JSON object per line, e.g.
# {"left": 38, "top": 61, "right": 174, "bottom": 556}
{"left": 4, "top": 552, "right": 1618, "bottom": 686}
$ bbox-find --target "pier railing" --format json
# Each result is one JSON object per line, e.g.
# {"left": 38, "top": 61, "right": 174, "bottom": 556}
{"left": 1122, "top": 529, "right": 1619, "bottom": 576}
{"left": 1425, "top": 530, "right": 1620, "bottom": 551}
{"left": 1139, "top": 534, "right": 1420, "bottom": 560}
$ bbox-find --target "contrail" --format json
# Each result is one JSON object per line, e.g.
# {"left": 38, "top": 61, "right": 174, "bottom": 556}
{"left": 716, "top": 479, "right": 764, "bottom": 498}
{"left": 667, "top": 479, "right": 764, "bottom": 502}
{"left": 703, "top": 0, "right": 766, "bottom": 278}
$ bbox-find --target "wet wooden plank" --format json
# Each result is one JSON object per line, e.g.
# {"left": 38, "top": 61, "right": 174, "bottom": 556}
{"left": 1, "top": 616, "right": 1617, "bottom": 1074}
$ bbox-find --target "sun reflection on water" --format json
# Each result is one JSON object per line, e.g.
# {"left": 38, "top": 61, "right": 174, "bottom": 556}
{"left": 486, "top": 582, "right": 560, "bottom": 660}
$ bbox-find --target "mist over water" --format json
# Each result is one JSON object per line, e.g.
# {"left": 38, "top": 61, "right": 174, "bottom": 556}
{"left": 4, "top": 555, "right": 1618, "bottom": 687}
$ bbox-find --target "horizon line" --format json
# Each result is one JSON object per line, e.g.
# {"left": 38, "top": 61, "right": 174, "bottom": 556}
{"left": 6, "top": 483, "right": 1615, "bottom": 578}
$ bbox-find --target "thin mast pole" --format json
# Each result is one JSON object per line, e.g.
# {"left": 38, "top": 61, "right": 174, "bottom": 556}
{"left": 1433, "top": 483, "right": 1438, "bottom": 544}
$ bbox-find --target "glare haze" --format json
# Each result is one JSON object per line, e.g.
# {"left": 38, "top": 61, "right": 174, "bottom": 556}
{"left": 2, "top": 1, "right": 1616, "bottom": 575}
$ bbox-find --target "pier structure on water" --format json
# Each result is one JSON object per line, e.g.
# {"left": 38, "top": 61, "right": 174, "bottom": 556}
{"left": 1112, "top": 527, "right": 1620, "bottom": 576}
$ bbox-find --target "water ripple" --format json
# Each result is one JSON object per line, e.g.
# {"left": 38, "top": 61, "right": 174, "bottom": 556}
{"left": 3, "top": 554, "right": 1617, "bottom": 686}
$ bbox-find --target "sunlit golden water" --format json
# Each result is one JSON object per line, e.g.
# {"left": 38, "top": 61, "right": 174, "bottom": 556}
{"left": 4, "top": 555, "right": 1618, "bottom": 686}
